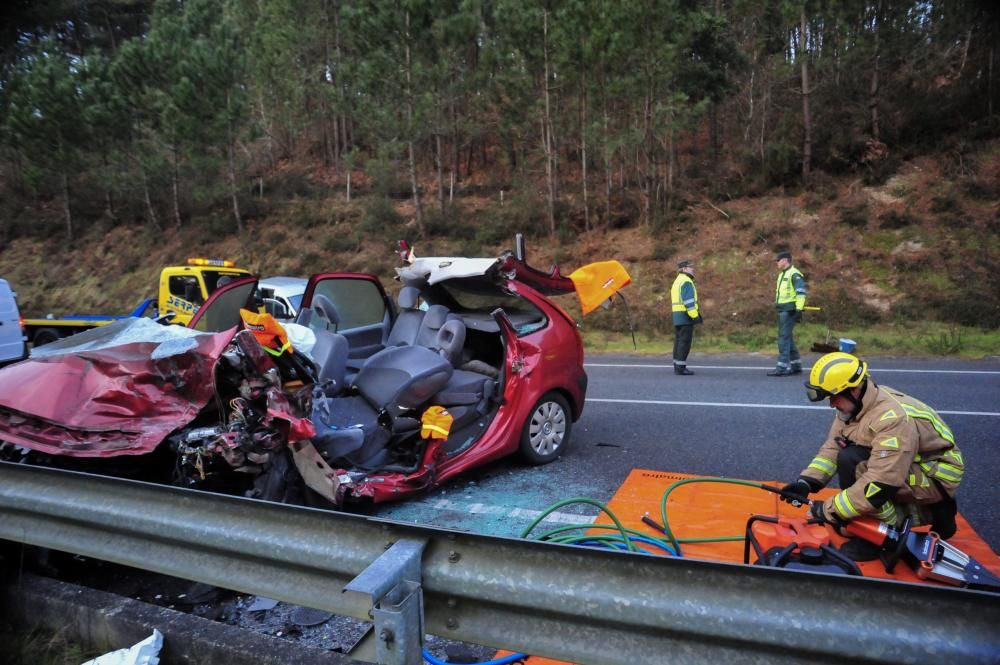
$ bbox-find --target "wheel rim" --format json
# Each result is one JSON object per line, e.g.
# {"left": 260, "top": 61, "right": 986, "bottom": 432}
{"left": 528, "top": 400, "right": 567, "bottom": 457}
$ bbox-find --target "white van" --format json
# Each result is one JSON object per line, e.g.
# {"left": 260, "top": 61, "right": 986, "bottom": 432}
{"left": 0, "top": 279, "right": 27, "bottom": 366}
{"left": 259, "top": 276, "right": 307, "bottom": 321}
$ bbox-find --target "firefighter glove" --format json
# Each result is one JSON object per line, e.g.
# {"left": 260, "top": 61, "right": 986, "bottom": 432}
{"left": 779, "top": 479, "right": 813, "bottom": 505}
{"left": 810, "top": 501, "right": 846, "bottom": 527}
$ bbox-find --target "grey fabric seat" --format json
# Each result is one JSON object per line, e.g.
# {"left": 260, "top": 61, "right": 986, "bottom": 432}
{"left": 386, "top": 286, "right": 425, "bottom": 347}
{"left": 311, "top": 345, "right": 453, "bottom": 469}
{"left": 414, "top": 305, "right": 449, "bottom": 348}
{"left": 297, "top": 295, "right": 349, "bottom": 396}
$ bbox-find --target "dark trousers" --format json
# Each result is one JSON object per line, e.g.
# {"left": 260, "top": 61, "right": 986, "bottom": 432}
{"left": 776, "top": 310, "right": 800, "bottom": 369}
{"left": 673, "top": 324, "right": 694, "bottom": 366}
{"left": 837, "top": 445, "right": 957, "bottom": 538}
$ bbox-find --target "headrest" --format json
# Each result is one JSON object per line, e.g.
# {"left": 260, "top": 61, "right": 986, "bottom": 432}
{"left": 313, "top": 294, "right": 340, "bottom": 326}
{"left": 398, "top": 286, "right": 420, "bottom": 310}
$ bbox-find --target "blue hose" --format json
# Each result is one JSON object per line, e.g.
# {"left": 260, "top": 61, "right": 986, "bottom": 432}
{"left": 422, "top": 648, "right": 527, "bottom": 665}
{"left": 576, "top": 535, "right": 678, "bottom": 556}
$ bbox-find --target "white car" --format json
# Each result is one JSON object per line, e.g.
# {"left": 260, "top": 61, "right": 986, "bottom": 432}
{"left": 259, "top": 276, "right": 307, "bottom": 321}
{"left": 0, "top": 279, "right": 26, "bottom": 366}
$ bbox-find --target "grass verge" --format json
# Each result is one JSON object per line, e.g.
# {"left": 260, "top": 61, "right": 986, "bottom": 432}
{"left": 582, "top": 322, "right": 1000, "bottom": 359}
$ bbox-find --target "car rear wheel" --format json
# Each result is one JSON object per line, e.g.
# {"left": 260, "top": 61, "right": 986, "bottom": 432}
{"left": 519, "top": 392, "right": 571, "bottom": 465}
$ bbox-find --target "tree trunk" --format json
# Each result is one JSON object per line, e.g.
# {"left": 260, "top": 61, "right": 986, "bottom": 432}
{"left": 227, "top": 96, "right": 243, "bottom": 233}
{"left": 581, "top": 85, "right": 590, "bottom": 233}
{"left": 436, "top": 132, "right": 445, "bottom": 214}
{"left": 259, "top": 92, "right": 274, "bottom": 170}
{"left": 869, "top": 1, "right": 882, "bottom": 142}
{"left": 451, "top": 99, "right": 461, "bottom": 183}
{"left": 603, "top": 104, "right": 611, "bottom": 223}
{"left": 989, "top": 44, "right": 995, "bottom": 118}
{"left": 709, "top": 103, "right": 719, "bottom": 176}
{"left": 745, "top": 51, "right": 756, "bottom": 145}
{"left": 101, "top": 153, "right": 116, "bottom": 221}
{"left": 642, "top": 90, "right": 653, "bottom": 225}
{"left": 542, "top": 8, "right": 556, "bottom": 235}
{"left": 799, "top": 7, "right": 812, "bottom": 181}
{"left": 171, "top": 139, "right": 183, "bottom": 228}
{"left": 667, "top": 129, "right": 675, "bottom": 212}
{"left": 61, "top": 168, "right": 73, "bottom": 241}
{"left": 138, "top": 156, "right": 159, "bottom": 229}
{"left": 404, "top": 10, "right": 423, "bottom": 234}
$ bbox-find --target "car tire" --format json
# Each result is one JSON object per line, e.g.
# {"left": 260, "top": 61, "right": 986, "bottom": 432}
{"left": 32, "top": 328, "right": 60, "bottom": 347}
{"left": 519, "top": 392, "right": 571, "bottom": 465}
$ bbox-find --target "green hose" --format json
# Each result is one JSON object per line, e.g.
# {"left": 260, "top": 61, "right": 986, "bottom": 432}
{"left": 519, "top": 497, "right": 639, "bottom": 550}
{"left": 521, "top": 478, "right": 774, "bottom": 558}
{"left": 658, "top": 477, "right": 767, "bottom": 555}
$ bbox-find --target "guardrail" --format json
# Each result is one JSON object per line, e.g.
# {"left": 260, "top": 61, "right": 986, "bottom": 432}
{"left": 1, "top": 462, "right": 999, "bottom": 664}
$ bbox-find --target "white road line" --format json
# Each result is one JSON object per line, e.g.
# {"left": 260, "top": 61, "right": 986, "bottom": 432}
{"left": 429, "top": 498, "right": 597, "bottom": 525}
{"left": 585, "top": 363, "right": 1000, "bottom": 375}
{"left": 585, "top": 397, "right": 1000, "bottom": 417}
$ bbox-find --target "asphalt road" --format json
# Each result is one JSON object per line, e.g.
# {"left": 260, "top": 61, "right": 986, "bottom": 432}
{"left": 375, "top": 352, "right": 1000, "bottom": 552}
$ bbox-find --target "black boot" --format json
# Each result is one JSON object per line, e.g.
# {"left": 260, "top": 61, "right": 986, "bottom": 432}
{"left": 838, "top": 537, "right": 882, "bottom": 562}
{"left": 674, "top": 365, "right": 694, "bottom": 376}
{"left": 767, "top": 368, "right": 792, "bottom": 376}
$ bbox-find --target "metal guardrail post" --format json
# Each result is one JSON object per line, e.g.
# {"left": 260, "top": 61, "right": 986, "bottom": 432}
{"left": 372, "top": 580, "right": 423, "bottom": 665}
{"left": 344, "top": 538, "right": 427, "bottom": 665}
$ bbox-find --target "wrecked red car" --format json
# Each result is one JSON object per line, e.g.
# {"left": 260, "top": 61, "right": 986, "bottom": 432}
{"left": 0, "top": 239, "right": 631, "bottom": 507}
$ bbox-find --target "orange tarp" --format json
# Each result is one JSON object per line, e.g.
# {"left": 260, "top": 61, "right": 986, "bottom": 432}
{"left": 509, "top": 468, "right": 1000, "bottom": 665}
{"left": 598, "top": 469, "right": 1000, "bottom": 582}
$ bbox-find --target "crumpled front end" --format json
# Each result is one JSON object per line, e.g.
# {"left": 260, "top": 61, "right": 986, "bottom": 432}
{"left": 0, "top": 319, "right": 237, "bottom": 457}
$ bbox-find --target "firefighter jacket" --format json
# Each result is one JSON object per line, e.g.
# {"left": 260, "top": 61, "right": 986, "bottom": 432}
{"left": 775, "top": 265, "right": 807, "bottom": 312}
{"left": 799, "top": 383, "right": 964, "bottom": 526}
{"left": 670, "top": 272, "right": 701, "bottom": 326}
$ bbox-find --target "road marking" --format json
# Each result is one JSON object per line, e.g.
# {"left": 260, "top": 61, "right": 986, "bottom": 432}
{"left": 428, "top": 498, "right": 597, "bottom": 525}
{"left": 585, "top": 397, "right": 1000, "bottom": 417}
{"left": 585, "top": 362, "right": 1000, "bottom": 375}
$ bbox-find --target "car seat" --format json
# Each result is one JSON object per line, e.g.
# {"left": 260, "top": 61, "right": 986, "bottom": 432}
{"left": 310, "top": 344, "right": 454, "bottom": 470}
{"left": 424, "top": 317, "right": 497, "bottom": 435}
{"left": 297, "top": 295, "right": 349, "bottom": 396}
{"left": 386, "top": 286, "right": 424, "bottom": 347}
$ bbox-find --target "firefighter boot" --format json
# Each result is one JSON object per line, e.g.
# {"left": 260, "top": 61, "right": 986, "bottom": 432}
{"left": 674, "top": 365, "right": 694, "bottom": 376}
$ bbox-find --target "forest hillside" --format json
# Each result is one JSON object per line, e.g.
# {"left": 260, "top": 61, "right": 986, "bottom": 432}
{"left": 0, "top": 1, "right": 998, "bottom": 355}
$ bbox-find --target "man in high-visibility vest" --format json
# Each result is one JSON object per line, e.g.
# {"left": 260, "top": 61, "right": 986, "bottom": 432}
{"left": 779, "top": 352, "right": 964, "bottom": 560}
{"left": 768, "top": 250, "right": 807, "bottom": 376}
{"left": 670, "top": 260, "right": 702, "bottom": 375}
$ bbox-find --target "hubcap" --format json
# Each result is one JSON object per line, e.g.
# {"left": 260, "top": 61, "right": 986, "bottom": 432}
{"left": 529, "top": 401, "right": 567, "bottom": 456}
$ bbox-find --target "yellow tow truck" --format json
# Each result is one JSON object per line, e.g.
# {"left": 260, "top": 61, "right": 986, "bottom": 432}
{"left": 23, "top": 258, "right": 251, "bottom": 346}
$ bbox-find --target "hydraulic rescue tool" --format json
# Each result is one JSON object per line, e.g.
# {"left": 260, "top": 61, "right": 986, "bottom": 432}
{"left": 757, "top": 484, "right": 1000, "bottom": 592}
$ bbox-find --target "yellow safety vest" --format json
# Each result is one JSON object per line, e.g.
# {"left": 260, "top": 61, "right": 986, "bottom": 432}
{"left": 775, "top": 266, "right": 806, "bottom": 310}
{"left": 671, "top": 273, "right": 698, "bottom": 318}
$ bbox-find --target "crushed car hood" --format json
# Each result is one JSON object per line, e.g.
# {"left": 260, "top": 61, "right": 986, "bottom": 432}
{"left": 0, "top": 319, "right": 237, "bottom": 457}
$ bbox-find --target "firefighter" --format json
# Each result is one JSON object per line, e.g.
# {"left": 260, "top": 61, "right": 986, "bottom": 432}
{"left": 767, "top": 250, "right": 807, "bottom": 376}
{"left": 780, "top": 352, "right": 964, "bottom": 560}
{"left": 670, "top": 260, "right": 701, "bottom": 375}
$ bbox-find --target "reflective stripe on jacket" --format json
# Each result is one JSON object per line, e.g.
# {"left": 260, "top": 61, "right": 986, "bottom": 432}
{"left": 670, "top": 273, "right": 699, "bottom": 326}
{"left": 775, "top": 265, "right": 807, "bottom": 312}
{"left": 799, "top": 383, "right": 962, "bottom": 524}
